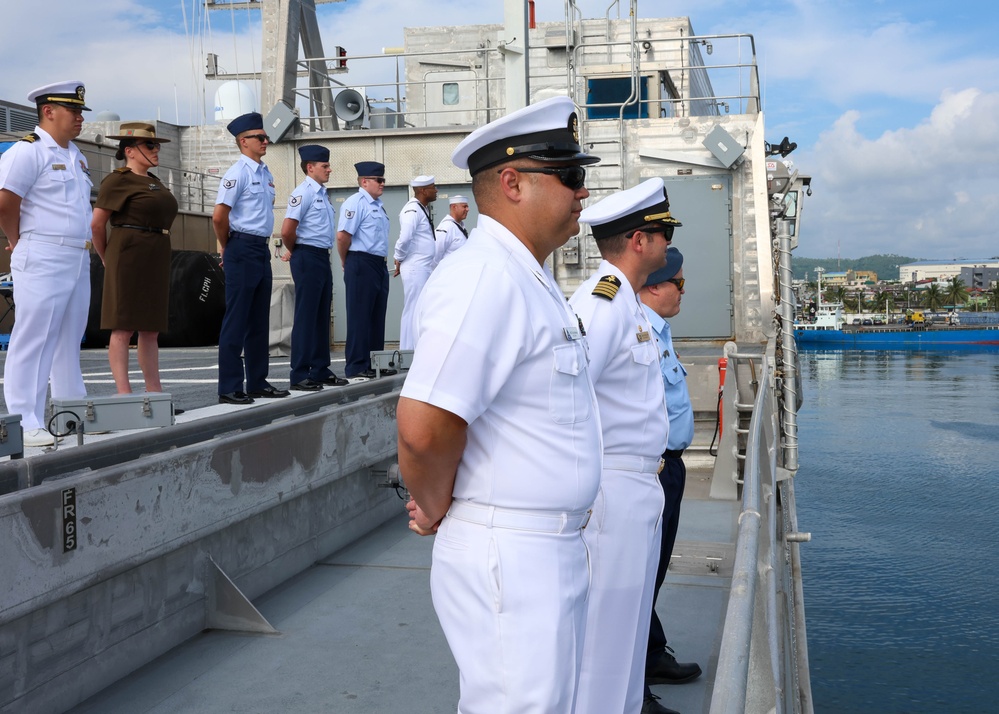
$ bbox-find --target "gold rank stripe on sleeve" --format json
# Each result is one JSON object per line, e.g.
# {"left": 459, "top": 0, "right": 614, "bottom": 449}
{"left": 591, "top": 274, "right": 621, "bottom": 300}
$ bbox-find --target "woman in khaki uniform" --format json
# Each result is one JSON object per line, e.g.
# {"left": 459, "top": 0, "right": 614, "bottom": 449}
{"left": 91, "top": 122, "right": 178, "bottom": 394}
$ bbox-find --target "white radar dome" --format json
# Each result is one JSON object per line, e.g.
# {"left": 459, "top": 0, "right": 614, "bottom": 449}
{"left": 214, "top": 81, "right": 258, "bottom": 124}
{"left": 93, "top": 111, "right": 121, "bottom": 122}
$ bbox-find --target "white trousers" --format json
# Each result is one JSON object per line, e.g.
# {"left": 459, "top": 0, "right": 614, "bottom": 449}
{"left": 431, "top": 513, "right": 591, "bottom": 714}
{"left": 399, "top": 264, "right": 432, "bottom": 350}
{"left": 4, "top": 238, "right": 90, "bottom": 430}
{"left": 575, "top": 467, "right": 665, "bottom": 714}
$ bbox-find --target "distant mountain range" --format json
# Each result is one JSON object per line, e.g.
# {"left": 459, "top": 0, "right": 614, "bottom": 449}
{"left": 792, "top": 254, "right": 918, "bottom": 282}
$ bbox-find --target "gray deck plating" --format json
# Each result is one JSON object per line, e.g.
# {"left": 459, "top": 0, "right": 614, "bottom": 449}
{"left": 69, "top": 476, "right": 736, "bottom": 714}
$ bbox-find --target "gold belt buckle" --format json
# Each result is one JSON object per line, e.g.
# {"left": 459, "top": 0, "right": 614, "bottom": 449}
{"left": 657, "top": 458, "right": 665, "bottom": 474}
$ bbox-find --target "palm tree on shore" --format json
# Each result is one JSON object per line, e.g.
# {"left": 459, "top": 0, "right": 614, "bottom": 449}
{"left": 989, "top": 284, "right": 999, "bottom": 311}
{"left": 823, "top": 286, "right": 842, "bottom": 304}
{"left": 853, "top": 290, "right": 868, "bottom": 314}
{"left": 923, "top": 283, "right": 945, "bottom": 311}
{"left": 943, "top": 277, "right": 969, "bottom": 308}
{"left": 873, "top": 288, "right": 895, "bottom": 319}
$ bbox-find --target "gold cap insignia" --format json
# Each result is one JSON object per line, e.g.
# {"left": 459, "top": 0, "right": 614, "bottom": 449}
{"left": 568, "top": 112, "right": 579, "bottom": 143}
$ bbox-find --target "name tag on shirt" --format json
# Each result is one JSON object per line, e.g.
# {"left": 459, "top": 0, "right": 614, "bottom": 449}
{"left": 52, "top": 164, "right": 66, "bottom": 170}
{"left": 636, "top": 328, "right": 651, "bottom": 343}
{"left": 564, "top": 325, "right": 583, "bottom": 341}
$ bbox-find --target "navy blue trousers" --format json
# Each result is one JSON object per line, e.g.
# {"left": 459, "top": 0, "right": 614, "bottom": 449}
{"left": 647, "top": 453, "right": 687, "bottom": 655}
{"left": 343, "top": 251, "right": 388, "bottom": 377}
{"left": 289, "top": 245, "right": 333, "bottom": 384}
{"left": 218, "top": 232, "right": 272, "bottom": 395}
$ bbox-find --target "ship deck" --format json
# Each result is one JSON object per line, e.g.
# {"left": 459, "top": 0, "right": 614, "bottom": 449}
{"left": 2, "top": 347, "right": 736, "bottom": 714}
{"left": 66, "top": 460, "right": 732, "bottom": 714}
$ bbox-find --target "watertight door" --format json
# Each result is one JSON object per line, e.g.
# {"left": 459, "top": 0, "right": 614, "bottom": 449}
{"left": 662, "top": 175, "right": 733, "bottom": 338}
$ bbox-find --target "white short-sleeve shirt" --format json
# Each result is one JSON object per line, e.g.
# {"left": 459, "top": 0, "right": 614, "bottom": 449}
{"left": 570, "top": 260, "right": 668, "bottom": 458}
{"left": 0, "top": 126, "right": 92, "bottom": 242}
{"left": 393, "top": 197, "right": 436, "bottom": 270}
{"left": 402, "top": 214, "right": 603, "bottom": 512}
{"left": 432, "top": 215, "right": 468, "bottom": 267}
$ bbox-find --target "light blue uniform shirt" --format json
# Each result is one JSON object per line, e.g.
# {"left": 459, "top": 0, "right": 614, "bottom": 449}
{"left": 215, "top": 154, "right": 276, "bottom": 237}
{"left": 286, "top": 176, "right": 335, "bottom": 249}
{"left": 337, "top": 187, "right": 389, "bottom": 256}
{"left": 643, "top": 304, "right": 694, "bottom": 451}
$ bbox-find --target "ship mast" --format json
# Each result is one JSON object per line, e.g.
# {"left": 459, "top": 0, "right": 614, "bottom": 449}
{"left": 206, "top": 0, "right": 342, "bottom": 130}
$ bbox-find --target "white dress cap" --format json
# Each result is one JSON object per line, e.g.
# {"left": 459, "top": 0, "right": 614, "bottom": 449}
{"left": 27, "top": 80, "right": 90, "bottom": 110}
{"left": 449, "top": 195, "right": 469, "bottom": 205}
{"left": 451, "top": 95, "right": 599, "bottom": 174}
{"left": 410, "top": 175, "right": 436, "bottom": 187}
{"left": 580, "top": 177, "right": 683, "bottom": 240}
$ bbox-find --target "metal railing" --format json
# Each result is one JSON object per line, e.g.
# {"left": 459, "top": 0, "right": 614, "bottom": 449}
{"left": 709, "top": 341, "right": 813, "bottom": 714}
{"left": 288, "top": 25, "right": 762, "bottom": 131}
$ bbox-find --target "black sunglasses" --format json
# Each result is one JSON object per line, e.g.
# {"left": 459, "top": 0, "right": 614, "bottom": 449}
{"left": 141, "top": 141, "right": 160, "bottom": 150}
{"left": 639, "top": 225, "right": 675, "bottom": 241}
{"left": 363, "top": 177, "right": 386, "bottom": 184}
{"left": 665, "top": 277, "right": 685, "bottom": 290}
{"left": 503, "top": 165, "right": 587, "bottom": 191}
{"left": 244, "top": 134, "right": 270, "bottom": 142}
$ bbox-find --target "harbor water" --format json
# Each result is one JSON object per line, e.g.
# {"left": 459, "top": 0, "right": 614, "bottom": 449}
{"left": 795, "top": 349, "right": 999, "bottom": 713}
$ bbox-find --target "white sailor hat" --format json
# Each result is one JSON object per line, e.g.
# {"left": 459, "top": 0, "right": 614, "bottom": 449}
{"left": 580, "top": 177, "right": 683, "bottom": 240}
{"left": 449, "top": 195, "right": 469, "bottom": 205}
{"left": 452, "top": 95, "right": 599, "bottom": 175}
{"left": 28, "top": 80, "right": 91, "bottom": 111}
{"left": 410, "top": 175, "right": 435, "bottom": 187}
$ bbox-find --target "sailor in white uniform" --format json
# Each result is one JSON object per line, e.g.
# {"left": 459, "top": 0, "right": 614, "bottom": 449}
{"left": 398, "top": 96, "right": 603, "bottom": 714}
{"left": 432, "top": 194, "right": 470, "bottom": 267}
{"left": 570, "top": 178, "right": 681, "bottom": 714}
{"left": 393, "top": 174, "right": 437, "bottom": 350}
{"left": 0, "top": 80, "right": 93, "bottom": 448}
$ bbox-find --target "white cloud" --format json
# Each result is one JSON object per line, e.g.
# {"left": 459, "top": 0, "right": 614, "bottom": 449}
{"left": 802, "top": 88, "right": 999, "bottom": 259}
{"left": 3, "top": 0, "right": 997, "bottom": 262}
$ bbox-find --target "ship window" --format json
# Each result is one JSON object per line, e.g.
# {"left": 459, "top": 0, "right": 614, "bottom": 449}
{"left": 442, "top": 83, "right": 460, "bottom": 106}
{"left": 586, "top": 77, "right": 649, "bottom": 120}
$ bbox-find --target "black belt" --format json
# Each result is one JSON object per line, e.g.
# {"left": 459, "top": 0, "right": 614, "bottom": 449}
{"left": 229, "top": 230, "right": 269, "bottom": 240}
{"left": 663, "top": 449, "right": 684, "bottom": 459}
{"left": 296, "top": 244, "right": 333, "bottom": 255}
{"left": 113, "top": 224, "right": 170, "bottom": 235}
{"left": 347, "top": 250, "right": 387, "bottom": 264}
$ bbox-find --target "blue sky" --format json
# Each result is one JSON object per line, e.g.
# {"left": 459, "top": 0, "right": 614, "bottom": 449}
{"left": 1, "top": 0, "right": 996, "bottom": 259}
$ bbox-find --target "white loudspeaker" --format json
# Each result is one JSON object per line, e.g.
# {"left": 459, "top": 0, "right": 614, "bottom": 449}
{"left": 334, "top": 88, "right": 367, "bottom": 128}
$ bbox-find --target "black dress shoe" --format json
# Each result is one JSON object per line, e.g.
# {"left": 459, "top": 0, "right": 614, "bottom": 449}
{"left": 247, "top": 384, "right": 291, "bottom": 398}
{"left": 290, "top": 379, "right": 324, "bottom": 392}
{"left": 357, "top": 368, "right": 397, "bottom": 379}
{"left": 646, "top": 648, "right": 702, "bottom": 685}
{"left": 219, "top": 391, "right": 254, "bottom": 405}
{"left": 320, "top": 375, "right": 349, "bottom": 387}
{"left": 641, "top": 693, "right": 680, "bottom": 714}
{"left": 174, "top": 408, "right": 186, "bottom": 415}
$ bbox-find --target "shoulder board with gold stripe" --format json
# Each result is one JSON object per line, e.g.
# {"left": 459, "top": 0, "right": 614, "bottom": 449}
{"left": 19, "top": 132, "right": 39, "bottom": 143}
{"left": 592, "top": 274, "right": 621, "bottom": 300}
